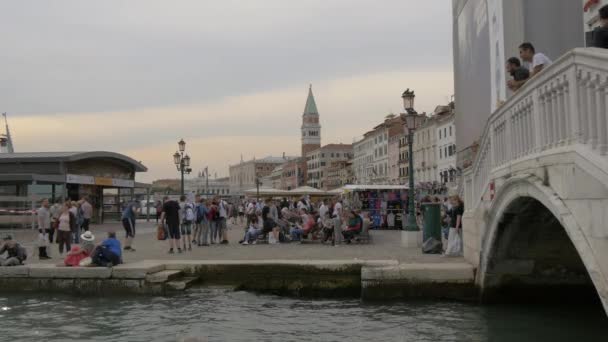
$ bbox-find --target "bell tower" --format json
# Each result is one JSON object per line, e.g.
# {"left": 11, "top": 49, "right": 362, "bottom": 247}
{"left": 299, "top": 85, "right": 321, "bottom": 186}
{"left": 301, "top": 84, "right": 321, "bottom": 157}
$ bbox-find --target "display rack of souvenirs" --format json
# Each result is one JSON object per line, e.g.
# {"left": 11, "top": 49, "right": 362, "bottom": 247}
{"left": 349, "top": 189, "right": 408, "bottom": 230}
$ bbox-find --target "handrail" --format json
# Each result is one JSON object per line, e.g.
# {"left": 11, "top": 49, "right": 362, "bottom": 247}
{"left": 464, "top": 48, "right": 608, "bottom": 211}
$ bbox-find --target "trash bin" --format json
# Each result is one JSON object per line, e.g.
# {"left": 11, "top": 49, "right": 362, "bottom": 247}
{"left": 421, "top": 202, "right": 442, "bottom": 243}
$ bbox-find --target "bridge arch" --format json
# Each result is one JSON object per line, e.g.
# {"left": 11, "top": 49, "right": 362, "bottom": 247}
{"left": 478, "top": 175, "right": 607, "bottom": 311}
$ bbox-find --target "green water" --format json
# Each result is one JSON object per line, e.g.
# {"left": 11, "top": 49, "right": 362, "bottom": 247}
{"left": 0, "top": 288, "right": 606, "bottom": 341}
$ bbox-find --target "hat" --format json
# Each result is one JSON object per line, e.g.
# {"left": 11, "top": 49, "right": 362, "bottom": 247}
{"left": 80, "top": 231, "right": 95, "bottom": 242}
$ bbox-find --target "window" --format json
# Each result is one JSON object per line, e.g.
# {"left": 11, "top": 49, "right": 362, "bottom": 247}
{"left": 331, "top": 153, "right": 334, "bottom": 158}
{"left": 439, "top": 130, "right": 442, "bottom": 139}
{"left": 383, "top": 145, "right": 387, "bottom": 155}
{"left": 449, "top": 126, "right": 452, "bottom": 136}
{"left": 444, "top": 128, "right": 447, "bottom": 138}
{"left": 440, "top": 149, "right": 442, "bottom": 159}
{"left": 321, "top": 153, "right": 325, "bottom": 158}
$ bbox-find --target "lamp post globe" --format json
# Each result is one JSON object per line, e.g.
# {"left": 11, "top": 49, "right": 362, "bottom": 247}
{"left": 183, "top": 154, "right": 191, "bottom": 167}
{"left": 173, "top": 151, "right": 181, "bottom": 166}
{"left": 178, "top": 139, "right": 186, "bottom": 153}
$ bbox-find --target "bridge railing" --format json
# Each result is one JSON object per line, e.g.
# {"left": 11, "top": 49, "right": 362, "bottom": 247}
{"left": 464, "top": 48, "right": 608, "bottom": 211}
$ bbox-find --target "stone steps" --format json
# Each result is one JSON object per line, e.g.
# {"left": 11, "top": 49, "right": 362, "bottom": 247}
{"left": 166, "top": 276, "right": 199, "bottom": 291}
{"left": 145, "top": 270, "right": 183, "bottom": 283}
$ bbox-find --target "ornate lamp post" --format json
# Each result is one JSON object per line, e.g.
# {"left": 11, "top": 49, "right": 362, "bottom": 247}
{"left": 402, "top": 89, "right": 425, "bottom": 232}
{"left": 173, "top": 139, "right": 192, "bottom": 196}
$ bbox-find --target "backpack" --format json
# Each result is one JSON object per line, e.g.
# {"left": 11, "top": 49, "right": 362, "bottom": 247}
{"left": 195, "top": 204, "right": 205, "bottom": 224}
{"left": 184, "top": 203, "right": 195, "bottom": 223}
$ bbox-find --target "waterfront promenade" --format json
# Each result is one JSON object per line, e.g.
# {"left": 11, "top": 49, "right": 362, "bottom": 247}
{"left": 4, "top": 220, "right": 465, "bottom": 264}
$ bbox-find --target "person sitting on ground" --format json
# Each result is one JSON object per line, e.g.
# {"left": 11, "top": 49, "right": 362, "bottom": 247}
{"left": 506, "top": 57, "right": 530, "bottom": 92}
{"left": 91, "top": 231, "right": 122, "bottom": 267}
{"left": 300, "top": 208, "right": 317, "bottom": 238}
{"left": 0, "top": 234, "right": 27, "bottom": 266}
{"left": 241, "top": 215, "right": 262, "bottom": 245}
{"left": 64, "top": 245, "right": 89, "bottom": 267}
{"left": 262, "top": 213, "right": 281, "bottom": 244}
{"left": 320, "top": 212, "right": 334, "bottom": 243}
{"left": 592, "top": 4, "right": 608, "bottom": 49}
{"left": 80, "top": 231, "right": 96, "bottom": 256}
{"left": 519, "top": 42, "right": 552, "bottom": 77}
{"left": 342, "top": 210, "right": 363, "bottom": 244}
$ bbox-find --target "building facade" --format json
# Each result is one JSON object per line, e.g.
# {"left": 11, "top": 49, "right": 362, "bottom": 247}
{"left": 301, "top": 85, "right": 321, "bottom": 184}
{"left": 436, "top": 111, "right": 457, "bottom": 185}
{"left": 414, "top": 115, "right": 437, "bottom": 184}
{"left": 280, "top": 158, "right": 303, "bottom": 190}
{"left": 229, "top": 156, "right": 295, "bottom": 196}
{"left": 353, "top": 115, "right": 407, "bottom": 185}
{"left": 305, "top": 144, "right": 353, "bottom": 189}
{"left": 187, "top": 176, "right": 230, "bottom": 197}
{"left": 387, "top": 115, "right": 407, "bottom": 184}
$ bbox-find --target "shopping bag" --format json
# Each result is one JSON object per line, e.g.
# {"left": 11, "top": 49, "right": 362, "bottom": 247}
{"left": 444, "top": 227, "right": 463, "bottom": 257}
{"left": 156, "top": 224, "right": 166, "bottom": 241}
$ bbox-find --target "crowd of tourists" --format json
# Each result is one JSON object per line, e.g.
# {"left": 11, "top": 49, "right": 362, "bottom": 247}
{"left": 153, "top": 195, "right": 369, "bottom": 253}
{"left": 0, "top": 192, "right": 465, "bottom": 268}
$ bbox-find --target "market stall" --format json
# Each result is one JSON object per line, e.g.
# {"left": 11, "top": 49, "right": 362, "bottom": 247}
{"left": 341, "top": 184, "right": 409, "bottom": 230}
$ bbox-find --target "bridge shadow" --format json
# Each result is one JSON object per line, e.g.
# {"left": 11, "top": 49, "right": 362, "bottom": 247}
{"left": 481, "top": 197, "right": 603, "bottom": 308}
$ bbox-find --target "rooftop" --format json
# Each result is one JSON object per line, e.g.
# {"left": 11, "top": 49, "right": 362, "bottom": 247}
{"left": 0, "top": 151, "right": 147, "bottom": 172}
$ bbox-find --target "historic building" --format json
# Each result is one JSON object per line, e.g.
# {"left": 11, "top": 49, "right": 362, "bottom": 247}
{"left": 229, "top": 155, "right": 296, "bottom": 196}
{"left": 305, "top": 143, "right": 353, "bottom": 189}
{"left": 353, "top": 115, "right": 405, "bottom": 185}
{"left": 300, "top": 85, "right": 321, "bottom": 184}
{"left": 436, "top": 107, "right": 457, "bottom": 185}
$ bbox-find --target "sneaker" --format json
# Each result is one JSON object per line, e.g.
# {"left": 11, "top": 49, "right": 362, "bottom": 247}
{"left": 221, "top": 240, "right": 229, "bottom": 244}
{"left": 178, "top": 248, "right": 182, "bottom": 253}
{"left": 169, "top": 248, "right": 174, "bottom": 254}
{"left": 124, "top": 246, "right": 131, "bottom": 251}
{"left": 241, "top": 240, "right": 249, "bottom": 245}
{"left": 198, "top": 243, "right": 203, "bottom": 247}
{"left": 129, "top": 247, "right": 136, "bottom": 252}
{"left": 188, "top": 246, "right": 192, "bottom": 251}
{"left": 252, "top": 240, "right": 257, "bottom": 245}
{"left": 192, "top": 239, "right": 197, "bottom": 244}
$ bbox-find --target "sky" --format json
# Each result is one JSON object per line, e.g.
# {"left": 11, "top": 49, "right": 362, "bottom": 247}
{"left": 0, "top": 0, "right": 454, "bottom": 182}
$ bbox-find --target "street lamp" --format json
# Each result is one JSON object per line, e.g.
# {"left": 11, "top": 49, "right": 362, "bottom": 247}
{"left": 403, "top": 90, "right": 425, "bottom": 232}
{"left": 255, "top": 174, "right": 262, "bottom": 202}
{"left": 173, "top": 139, "right": 192, "bottom": 196}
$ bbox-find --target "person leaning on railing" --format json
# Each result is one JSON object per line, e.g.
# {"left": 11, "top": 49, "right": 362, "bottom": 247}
{"left": 592, "top": 5, "right": 608, "bottom": 49}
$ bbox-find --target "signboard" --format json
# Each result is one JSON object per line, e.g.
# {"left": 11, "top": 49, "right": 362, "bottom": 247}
{"left": 67, "top": 174, "right": 134, "bottom": 188}
{"left": 94, "top": 177, "right": 114, "bottom": 186}
{"left": 66, "top": 174, "right": 95, "bottom": 185}
{"left": 112, "top": 178, "right": 135, "bottom": 188}
{"left": 487, "top": 0, "right": 506, "bottom": 112}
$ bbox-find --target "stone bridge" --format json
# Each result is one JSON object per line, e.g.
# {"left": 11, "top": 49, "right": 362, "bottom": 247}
{"left": 462, "top": 48, "right": 608, "bottom": 314}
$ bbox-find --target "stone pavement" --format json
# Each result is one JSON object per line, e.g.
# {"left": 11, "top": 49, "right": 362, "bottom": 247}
{"left": 3, "top": 220, "right": 465, "bottom": 265}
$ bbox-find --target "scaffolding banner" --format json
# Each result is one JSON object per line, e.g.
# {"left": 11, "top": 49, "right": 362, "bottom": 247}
{"left": 487, "top": 0, "right": 506, "bottom": 112}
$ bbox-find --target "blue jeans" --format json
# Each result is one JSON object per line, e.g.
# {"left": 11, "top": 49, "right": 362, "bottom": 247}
{"left": 290, "top": 227, "right": 304, "bottom": 241}
{"left": 244, "top": 228, "right": 261, "bottom": 242}
{"left": 210, "top": 221, "right": 218, "bottom": 243}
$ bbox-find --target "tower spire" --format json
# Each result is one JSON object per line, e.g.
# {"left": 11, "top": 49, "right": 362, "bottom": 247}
{"left": 303, "top": 84, "right": 318, "bottom": 115}
{"left": 1, "top": 113, "right": 14, "bottom": 153}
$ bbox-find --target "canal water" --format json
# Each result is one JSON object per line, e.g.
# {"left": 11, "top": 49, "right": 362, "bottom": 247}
{"left": 1, "top": 287, "right": 606, "bottom": 342}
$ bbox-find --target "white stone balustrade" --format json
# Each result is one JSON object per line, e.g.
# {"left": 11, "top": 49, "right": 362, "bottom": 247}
{"left": 464, "top": 48, "right": 608, "bottom": 211}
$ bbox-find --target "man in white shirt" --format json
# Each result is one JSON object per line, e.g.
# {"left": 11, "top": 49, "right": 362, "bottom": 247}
{"left": 318, "top": 200, "right": 328, "bottom": 220}
{"left": 332, "top": 200, "right": 343, "bottom": 245}
{"left": 519, "top": 42, "right": 552, "bottom": 77}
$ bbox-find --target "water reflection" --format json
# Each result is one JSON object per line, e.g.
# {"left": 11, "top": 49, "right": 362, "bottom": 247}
{"left": 0, "top": 287, "right": 605, "bottom": 341}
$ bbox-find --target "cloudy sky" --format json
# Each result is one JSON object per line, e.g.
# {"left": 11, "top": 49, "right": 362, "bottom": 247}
{"left": 1, "top": 0, "right": 453, "bottom": 182}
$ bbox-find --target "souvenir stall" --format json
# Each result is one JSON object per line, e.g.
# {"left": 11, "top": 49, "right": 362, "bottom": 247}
{"left": 342, "top": 185, "right": 409, "bottom": 230}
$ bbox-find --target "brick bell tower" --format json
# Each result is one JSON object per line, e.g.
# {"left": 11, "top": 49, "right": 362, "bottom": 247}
{"left": 301, "top": 85, "right": 321, "bottom": 185}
